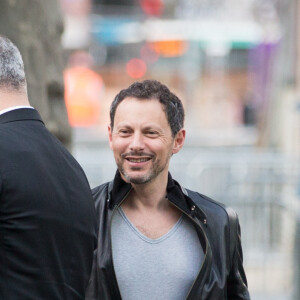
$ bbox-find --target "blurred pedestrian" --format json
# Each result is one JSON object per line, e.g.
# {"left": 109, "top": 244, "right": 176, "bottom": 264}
{"left": 0, "top": 35, "right": 96, "bottom": 299}
{"left": 86, "top": 80, "right": 250, "bottom": 299}
{"left": 64, "top": 51, "right": 104, "bottom": 127}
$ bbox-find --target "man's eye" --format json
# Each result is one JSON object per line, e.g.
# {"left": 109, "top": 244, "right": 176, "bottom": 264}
{"left": 147, "top": 131, "right": 158, "bottom": 137}
{"left": 119, "top": 130, "right": 130, "bottom": 136}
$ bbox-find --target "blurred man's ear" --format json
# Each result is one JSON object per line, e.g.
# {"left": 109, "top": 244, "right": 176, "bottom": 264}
{"left": 108, "top": 125, "right": 113, "bottom": 149}
{"left": 172, "top": 129, "right": 186, "bottom": 154}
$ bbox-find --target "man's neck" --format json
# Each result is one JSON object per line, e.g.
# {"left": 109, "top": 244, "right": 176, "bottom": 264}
{"left": 125, "top": 172, "right": 169, "bottom": 211}
{"left": 0, "top": 90, "right": 30, "bottom": 111}
{"left": 121, "top": 171, "right": 182, "bottom": 239}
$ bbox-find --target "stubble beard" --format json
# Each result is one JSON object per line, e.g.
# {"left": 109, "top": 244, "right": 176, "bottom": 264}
{"left": 117, "top": 155, "right": 171, "bottom": 185}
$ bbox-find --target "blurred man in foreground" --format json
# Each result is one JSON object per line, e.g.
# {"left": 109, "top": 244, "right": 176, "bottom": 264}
{"left": 86, "top": 80, "right": 250, "bottom": 299}
{"left": 0, "top": 36, "right": 96, "bottom": 299}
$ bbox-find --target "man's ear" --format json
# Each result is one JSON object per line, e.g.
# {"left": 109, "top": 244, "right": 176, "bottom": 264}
{"left": 108, "top": 125, "right": 113, "bottom": 149}
{"left": 172, "top": 129, "right": 186, "bottom": 154}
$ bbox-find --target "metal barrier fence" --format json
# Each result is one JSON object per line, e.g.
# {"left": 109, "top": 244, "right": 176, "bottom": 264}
{"left": 170, "top": 147, "right": 299, "bottom": 300}
{"left": 73, "top": 138, "right": 300, "bottom": 300}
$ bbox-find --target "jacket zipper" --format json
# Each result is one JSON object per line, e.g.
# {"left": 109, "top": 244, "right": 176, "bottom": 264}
{"left": 169, "top": 201, "right": 209, "bottom": 300}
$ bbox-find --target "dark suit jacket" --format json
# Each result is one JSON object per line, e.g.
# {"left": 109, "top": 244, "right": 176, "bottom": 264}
{"left": 0, "top": 108, "right": 97, "bottom": 300}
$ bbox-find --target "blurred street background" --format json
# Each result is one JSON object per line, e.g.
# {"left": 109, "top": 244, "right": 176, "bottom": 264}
{"left": 1, "top": 0, "right": 300, "bottom": 299}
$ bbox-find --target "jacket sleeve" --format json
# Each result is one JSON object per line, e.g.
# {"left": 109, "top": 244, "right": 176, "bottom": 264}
{"left": 85, "top": 183, "right": 116, "bottom": 300}
{"left": 227, "top": 212, "right": 251, "bottom": 299}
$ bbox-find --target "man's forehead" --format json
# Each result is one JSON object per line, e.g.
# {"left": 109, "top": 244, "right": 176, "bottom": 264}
{"left": 113, "top": 97, "right": 171, "bottom": 128}
{"left": 115, "top": 96, "right": 163, "bottom": 112}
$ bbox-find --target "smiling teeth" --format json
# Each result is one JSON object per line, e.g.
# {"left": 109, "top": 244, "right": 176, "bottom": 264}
{"left": 128, "top": 158, "right": 149, "bottom": 162}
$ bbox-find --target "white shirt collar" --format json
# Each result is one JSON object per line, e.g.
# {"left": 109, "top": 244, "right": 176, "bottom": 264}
{"left": 0, "top": 106, "right": 34, "bottom": 116}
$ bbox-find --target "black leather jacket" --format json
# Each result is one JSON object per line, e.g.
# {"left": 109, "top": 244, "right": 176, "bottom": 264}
{"left": 85, "top": 171, "right": 250, "bottom": 300}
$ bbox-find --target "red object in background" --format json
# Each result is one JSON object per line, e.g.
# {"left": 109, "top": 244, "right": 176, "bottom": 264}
{"left": 126, "top": 58, "right": 147, "bottom": 79}
{"left": 64, "top": 66, "right": 104, "bottom": 127}
{"left": 139, "top": 0, "right": 164, "bottom": 16}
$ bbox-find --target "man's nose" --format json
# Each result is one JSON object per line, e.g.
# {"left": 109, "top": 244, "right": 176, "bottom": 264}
{"left": 129, "top": 132, "right": 145, "bottom": 151}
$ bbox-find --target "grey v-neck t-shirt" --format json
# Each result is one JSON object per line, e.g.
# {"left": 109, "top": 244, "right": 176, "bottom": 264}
{"left": 111, "top": 207, "right": 204, "bottom": 300}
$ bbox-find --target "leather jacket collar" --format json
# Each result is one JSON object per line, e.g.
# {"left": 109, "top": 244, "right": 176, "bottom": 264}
{"left": 108, "top": 170, "right": 207, "bottom": 224}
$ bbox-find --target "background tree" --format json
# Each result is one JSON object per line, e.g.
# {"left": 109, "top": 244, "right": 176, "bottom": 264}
{"left": 0, "top": 0, "right": 71, "bottom": 147}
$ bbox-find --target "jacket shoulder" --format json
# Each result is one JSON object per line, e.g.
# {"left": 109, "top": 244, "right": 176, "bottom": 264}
{"left": 186, "top": 188, "right": 236, "bottom": 218}
{"left": 186, "top": 189, "right": 240, "bottom": 267}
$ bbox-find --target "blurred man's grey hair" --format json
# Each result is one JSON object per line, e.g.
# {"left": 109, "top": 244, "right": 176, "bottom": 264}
{"left": 0, "top": 36, "right": 26, "bottom": 92}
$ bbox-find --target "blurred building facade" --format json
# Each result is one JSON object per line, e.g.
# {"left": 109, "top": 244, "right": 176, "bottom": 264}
{"left": 83, "top": 0, "right": 283, "bottom": 141}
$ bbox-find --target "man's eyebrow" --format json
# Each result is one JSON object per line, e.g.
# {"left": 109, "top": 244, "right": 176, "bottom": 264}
{"left": 142, "top": 125, "right": 163, "bottom": 132}
{"left": 143, "top": 125, "right": 159, "bottom": 129}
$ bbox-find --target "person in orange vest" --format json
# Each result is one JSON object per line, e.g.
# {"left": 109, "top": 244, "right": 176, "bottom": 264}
{"left": 64, "top": 51, "right": 104, "bottom": 127}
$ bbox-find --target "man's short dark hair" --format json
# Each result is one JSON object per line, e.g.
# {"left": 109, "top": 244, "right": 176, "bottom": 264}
{"left": 110, "top": 80, "right": 185, "bottom": 137}
{"left": 0, "top": 35, "right": 26, "bottom": 92}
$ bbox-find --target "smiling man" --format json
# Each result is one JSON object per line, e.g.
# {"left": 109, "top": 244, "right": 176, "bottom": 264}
{"left": 86, "top": 80, "right": 250, "bottom": 300}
